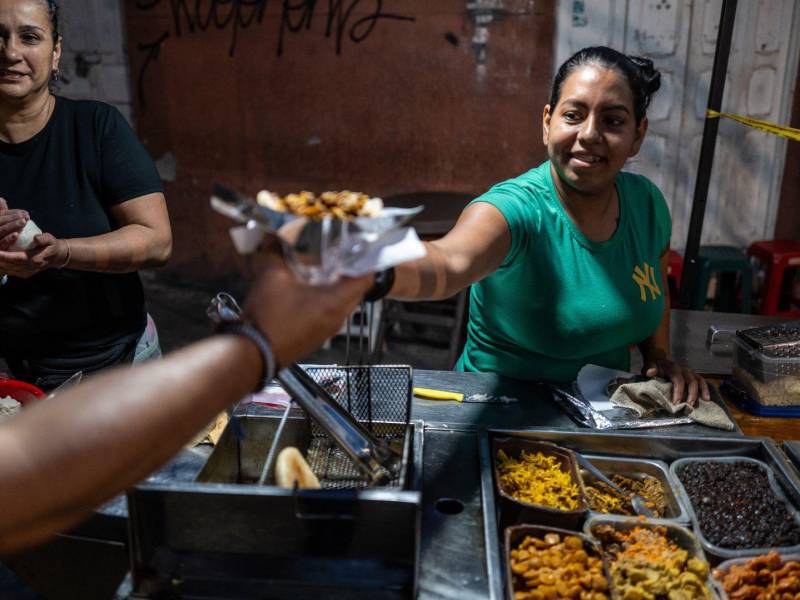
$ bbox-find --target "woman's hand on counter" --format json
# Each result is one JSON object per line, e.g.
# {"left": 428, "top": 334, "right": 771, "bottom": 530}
{"left": 643, "top": 358, "right": 710, "bottom": 407}
{"left": 0, "top": 233, "right": 68, "bottom": 278}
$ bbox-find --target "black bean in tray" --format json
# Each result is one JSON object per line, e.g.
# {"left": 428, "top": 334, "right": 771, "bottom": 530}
{"left": 675, "top": 461, "right": 800, "bottom": 549}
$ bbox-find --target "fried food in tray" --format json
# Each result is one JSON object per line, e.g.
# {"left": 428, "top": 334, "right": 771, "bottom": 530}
{"left": 509, "top": 530, "right": 608, "bottom": 600}
{"left": 257, "top": 189, "right": 384, "bottom": 220}
{"left": 584, "top": 474, "right": 667, "bottom": 518}
{"left": 592, "top": 523, "right": 711, "bottom": 600}
{"left": 713, "top": 551, "right": 800, "bottom": 600}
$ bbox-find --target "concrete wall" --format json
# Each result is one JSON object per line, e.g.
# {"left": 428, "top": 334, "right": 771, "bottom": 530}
{"left": 55, "top": 0, "right": 134, "bottom": 122}
{"left": 123, "top": 0, "right": 556, "bottom": 281}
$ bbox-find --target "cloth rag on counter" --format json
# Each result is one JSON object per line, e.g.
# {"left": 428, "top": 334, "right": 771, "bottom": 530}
{"left": 608, "top": 376, "right": 735, "bottom": 431}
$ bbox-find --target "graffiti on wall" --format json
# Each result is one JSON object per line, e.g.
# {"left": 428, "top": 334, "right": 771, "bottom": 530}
{"left": 134, "top": 0, "right": 415, "bottom": 107}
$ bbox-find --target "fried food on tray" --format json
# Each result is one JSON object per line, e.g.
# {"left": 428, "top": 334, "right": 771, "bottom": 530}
{"left": 509, "top": 531, "right": 608, "bottom": 600}
{"left": 593, "top": 524, "right": 711, "bottom": 600}
{"left": 713, "top": 551, "right": 800, "bottom": 600}
{"left": 257, "top": 189, "right": 383, "bottom": 220}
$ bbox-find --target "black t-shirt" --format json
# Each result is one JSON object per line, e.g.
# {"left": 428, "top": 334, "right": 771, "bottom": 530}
{"left": 0, "top": 96, "right": 164, "bottom": 360}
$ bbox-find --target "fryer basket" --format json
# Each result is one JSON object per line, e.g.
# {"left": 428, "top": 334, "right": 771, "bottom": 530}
{"left": 286, "top": 365, "right": 412, "bottom": 490}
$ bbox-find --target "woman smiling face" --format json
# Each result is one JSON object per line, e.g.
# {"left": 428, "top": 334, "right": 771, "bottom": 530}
{"left": 543, "top": 64, "right": 647, "bottom": 198}
{"left": 0, "top": 0, "right": 60, "bottom": 105}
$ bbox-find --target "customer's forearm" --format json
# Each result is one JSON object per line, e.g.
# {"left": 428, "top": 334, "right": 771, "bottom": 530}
{"left": 0, "top": 335, "right": 260, "bottom": 554}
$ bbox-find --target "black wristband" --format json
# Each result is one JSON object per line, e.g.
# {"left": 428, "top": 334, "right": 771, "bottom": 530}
{"left": 363, "top": 267, "right": 395, "bottom": 302}
{"left": 217, "top": 322, "right": 276, "bottom": 389}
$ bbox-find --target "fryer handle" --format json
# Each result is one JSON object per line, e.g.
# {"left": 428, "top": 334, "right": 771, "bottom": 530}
{"left": 277, "top": 365, "right": 401, "bottom": 485}
{"left": 706, "top": 325, "right": 736, "bottom": 347}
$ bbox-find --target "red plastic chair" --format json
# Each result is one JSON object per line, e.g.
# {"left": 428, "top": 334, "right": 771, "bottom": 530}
{"left": 667, "top": 249, "right": 683, "bottom": 307}
{"left": 747, "top": 240, "right": 800, "bottom": 317}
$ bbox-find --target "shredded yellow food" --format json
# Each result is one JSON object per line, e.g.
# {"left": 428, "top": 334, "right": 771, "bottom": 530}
{"left": 497, "top": 449, "right": 581, "bottom": 510}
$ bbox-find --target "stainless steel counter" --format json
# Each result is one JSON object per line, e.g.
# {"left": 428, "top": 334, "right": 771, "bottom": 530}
{"left": 670, "top": 309, "right": 786, "bottom": 376}
{"left": 76, "top": 366, "right": 746, "bottom": 599}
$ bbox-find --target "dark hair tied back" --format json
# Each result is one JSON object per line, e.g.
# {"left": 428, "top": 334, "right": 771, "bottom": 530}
{"left": 41, "top": 0, "right": 60, "bottom": 42}
{"left": 549, "top": 46, "right": 661, "bottom": 124}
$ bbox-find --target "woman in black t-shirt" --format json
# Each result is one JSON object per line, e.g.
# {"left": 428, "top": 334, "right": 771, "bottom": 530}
{"left": 0, "top": 0, "right": 172, "bottom": 389}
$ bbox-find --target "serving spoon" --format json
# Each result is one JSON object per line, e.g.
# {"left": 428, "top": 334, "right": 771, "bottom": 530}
{"left": 574, "top": 452, "right": 655, "bottom": 518}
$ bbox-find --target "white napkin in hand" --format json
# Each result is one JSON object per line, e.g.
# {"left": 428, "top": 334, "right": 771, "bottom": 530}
{"left": 341, "top": 227, "right": 426, "bottom": 277}
{"left": 11, "top": 220, "right": 42, "bottom": 251}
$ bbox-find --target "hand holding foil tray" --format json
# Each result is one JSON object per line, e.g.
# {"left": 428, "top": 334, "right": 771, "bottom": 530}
{"left": 210, "top": 183, "right": 426, "bottom": 285}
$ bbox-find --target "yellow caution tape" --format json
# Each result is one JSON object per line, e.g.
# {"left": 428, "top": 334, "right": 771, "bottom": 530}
{"left": 706, "top": 109, "right": 800, "bottom": 142}
{"left": 412, "top": 387, "right": 464, "bottom": 402}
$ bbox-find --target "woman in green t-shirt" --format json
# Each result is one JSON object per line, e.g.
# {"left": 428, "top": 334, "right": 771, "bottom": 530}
{"left": 389, "top": 46, "right": 709, "bottom": 406}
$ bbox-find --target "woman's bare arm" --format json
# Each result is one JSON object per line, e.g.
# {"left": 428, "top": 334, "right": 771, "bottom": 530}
{"left": 391, "top": 202, "right": 511, "bottom": 300}
{"left": 0, "top": 193, "right": 172, "bottom": 277}
{"left": 60, "top": 192, "right": 172, "bottom": 272}
{"left": 637, "top": 250, "right": 710, "bottom": 406}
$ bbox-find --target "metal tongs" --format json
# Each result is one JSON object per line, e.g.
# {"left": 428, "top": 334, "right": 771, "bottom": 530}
{"left": 277, "top": 366, "right": 402, "bottom": 485}
{"left": 210, "top": 183, "right": 290, "bottom": 232}
{"left": 573, "top": 452, "right": 655, "bottom": 518}
{"left": 208, "top": 293, "right": 402, "bottom": 486}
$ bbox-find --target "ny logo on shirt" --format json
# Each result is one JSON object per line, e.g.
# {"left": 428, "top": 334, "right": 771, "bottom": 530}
{"left": 632, "top": 262, "right": 661, "bottom": 302}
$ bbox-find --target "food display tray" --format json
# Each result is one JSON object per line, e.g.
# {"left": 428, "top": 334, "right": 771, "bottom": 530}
{"left": 783, "top": 440, "right": 800, "bottom": 473}
{"left": 492, "top": 437, "right": 588, "bottom": 531}
{"left": 479, "top": 428, "right": 800, "bottom": 600}
{"left": 720, "top": 379, "right": 800, "bottom": 416}
{"left": 504, "top": 525, "right": 605, "bottom": 600}
{"left": 734, "top": 330, "right": 800, "bottom": 383}
{"left": 581, "top": 454, "right": 690, "bottom": 525}
{"left": 711, "top": 552, "right": 800, "bottom": 599}
{"left": 670, "top": 456, "right": 800, "bottom": 562}
{"left": 584, "top": 516, "right": 718, "bottom": 600}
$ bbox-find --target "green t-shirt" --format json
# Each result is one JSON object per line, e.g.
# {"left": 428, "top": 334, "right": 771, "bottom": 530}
{"left": 455, "top": 161, "right": 671, "bottom": 383}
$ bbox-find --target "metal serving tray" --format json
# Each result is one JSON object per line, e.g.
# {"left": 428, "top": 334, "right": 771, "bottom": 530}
{"left": 783, "top": 441, "right": 800, "bottom": 473}
{"left": 127, "top": 413, "right": 423, "bottom": 600}
{"left": 504, "top": 525, "right": 605, "bottom": 600}
{"left": 492, "top": 437, "right": 588, "bottom": 531}
{"left": 711, "top": 552, "right": 800, "bottom": 600}
{"left": 670, "top": 456, "right": 800, "bottom": 562}
{"left": 580, "top": 454, "right": 689, "bottom": 524}
{"left": 479, "top": 428, "right": 800, "bottom": 600}
{"left": 584, "top": 516, "right": 717, "bottom": 600}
